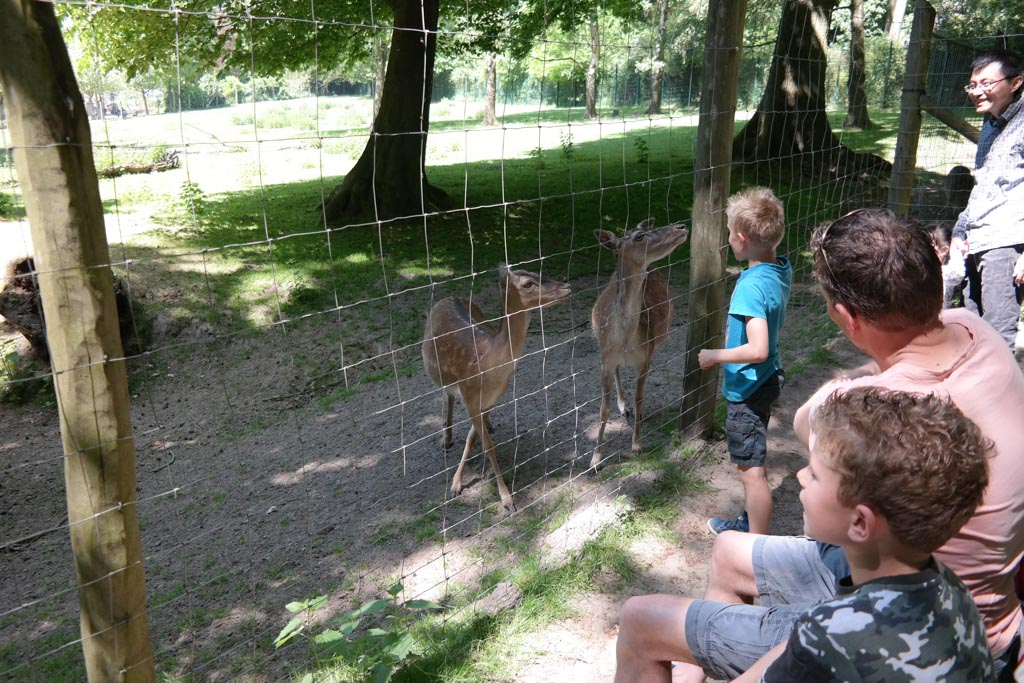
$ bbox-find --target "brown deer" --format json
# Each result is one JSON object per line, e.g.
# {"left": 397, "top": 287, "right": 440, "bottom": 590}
{"left": 422, "top": 265, "right": 571, "bottom": 513}
{"left": 590, "top": 219, "right": 688, "bottom": 469}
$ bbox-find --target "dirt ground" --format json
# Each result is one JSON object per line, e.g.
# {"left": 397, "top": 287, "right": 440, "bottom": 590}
{"left": 0, "top": 264, "right": 871, "bottom": 682}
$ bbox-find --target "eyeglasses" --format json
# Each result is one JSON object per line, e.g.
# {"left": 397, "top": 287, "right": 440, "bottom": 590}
{"left": 964, "top": 77, "right": 1007, "bottom": 94}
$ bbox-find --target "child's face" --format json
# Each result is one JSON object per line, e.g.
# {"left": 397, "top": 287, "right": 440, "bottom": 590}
{"left": 727, "top": 224, "right": 748, "bottom": 260}
{"left": 930, "top": 236, "right": 949, "bottom": 263}
{"left": 797, "top": 436, "right": 852, "bottom": 544}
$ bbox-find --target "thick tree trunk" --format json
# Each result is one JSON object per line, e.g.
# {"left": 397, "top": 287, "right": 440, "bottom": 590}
{"left": 733, "top": 0, "right": 889, "bottom": 177}
{"left": 585, "top": 19, "right": 599, "bottom": 120}
{"left": 0, "top": 1, "right": 155, "bottom": 681}
{"left": 844, "top": 0, "right": 872, "bottom": 129}
{"left": 372, "top": 32, "right": 387, "bottom": 119}
{"left": 323, "top": 0, "right": 445, "bottom": 223}
{"left": 483, "top": 53, "right": 497, "bottom": 126}
{"left": 647, "top": 0, "right": 669, "bottom": 115}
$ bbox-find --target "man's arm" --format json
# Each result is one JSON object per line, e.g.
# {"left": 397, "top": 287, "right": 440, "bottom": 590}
{"left": 698, "top": 317, "right": 768, "bottom": 369}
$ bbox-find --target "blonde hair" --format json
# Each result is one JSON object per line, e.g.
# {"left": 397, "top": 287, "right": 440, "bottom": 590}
{"left": 726, "top": 187, "right": 785, "bottom": 246}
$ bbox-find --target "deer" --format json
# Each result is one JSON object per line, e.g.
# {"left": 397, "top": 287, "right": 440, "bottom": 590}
{"left": 590, "top": 219, "right": 688, "bottom": 470}
{"left": 422, "top": 264, "right": 572, "bottom": 513}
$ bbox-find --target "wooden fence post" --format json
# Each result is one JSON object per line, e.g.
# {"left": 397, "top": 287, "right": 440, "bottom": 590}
{"left": 888, "top": 0, "right": 935, "bottom": 215}
{"left": 680, "top": 0, "right": 747, "bottom": 436}
{"left": 0, "top": 1, "right": 155, "bottom": 681}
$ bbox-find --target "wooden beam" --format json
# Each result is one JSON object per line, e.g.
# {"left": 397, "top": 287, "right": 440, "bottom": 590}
{"left": 921, "top": 94, "right": 980, "bottom": 144}
{"left": 0, "top": 1, "right": 154, "bottom": 680}
{"left": 680, "top": 0, "right": 747, "bottom": 435}
{"left": 888, "top": 0, "right": 936, "bottom": 215}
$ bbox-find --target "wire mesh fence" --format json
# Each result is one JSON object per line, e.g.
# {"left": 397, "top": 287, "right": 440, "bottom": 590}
{"left": 0, "top": 0, "right": 1019, "bottom": 679}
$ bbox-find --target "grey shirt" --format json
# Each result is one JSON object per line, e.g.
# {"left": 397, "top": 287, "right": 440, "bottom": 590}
{"left": 953, "top": 96, "right": 1024, "bottom": 254}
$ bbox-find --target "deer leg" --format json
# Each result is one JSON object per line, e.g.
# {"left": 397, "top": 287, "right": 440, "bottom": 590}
{"left": 472, "top": 412, "right": 516, "bottom": 513}
{"left": 450, "top": 424, "right": 479, "bottom": 496}
{"left": 442, "top": 393, "right": 455, "bottom": 449}
{"left": 614, "top": 367, "right": 630, "bottom": 417}
{"left": 591, "top": 364, "right": 615, "bottom": 470}
{"left": 632, "top": 358, "right": 652, "bottom": 454}
{"left": 479, "top": 409, "right": 494, "bottom": 479}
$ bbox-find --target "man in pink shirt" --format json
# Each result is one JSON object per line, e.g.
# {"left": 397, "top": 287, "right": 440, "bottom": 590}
{"left": 614, "top": 209, "right": 1024, "bottom": 682}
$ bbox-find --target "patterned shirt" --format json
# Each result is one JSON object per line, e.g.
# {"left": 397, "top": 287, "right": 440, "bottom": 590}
{"left": 762, "top": 559, "right": 995, "bottom": 682}
{"left": 952, "top": 96, "right": 1024, "bottom": 254}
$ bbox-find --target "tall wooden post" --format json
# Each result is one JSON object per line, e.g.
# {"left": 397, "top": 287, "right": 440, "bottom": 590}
{"left": 680, "top": 0, "right": 747, "bottom": 435}
{"left": 888, "top": 0, "right": 935, "bottom": 214}
{"left": 0, "top": 1, "right": 155, "bottom": 681}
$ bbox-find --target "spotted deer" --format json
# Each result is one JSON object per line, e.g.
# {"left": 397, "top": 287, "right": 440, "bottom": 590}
{"left": 422, "top": 265, "right": 572, "bottom": 513}
{"left": 590, "top": 219, "right": 688, "bottom": 469}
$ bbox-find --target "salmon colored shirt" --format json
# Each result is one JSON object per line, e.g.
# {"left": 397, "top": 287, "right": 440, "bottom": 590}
{"left": 805, "top": 308, "right": 1024, "bottom": 655}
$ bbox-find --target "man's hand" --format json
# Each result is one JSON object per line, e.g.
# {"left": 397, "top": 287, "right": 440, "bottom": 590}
{"left": 951, "top": 236, "right": 969, "bottom": 258}
{"left": 1014, "top": 252, "right": 1024, "bottom": 286}
{"left": 698, "top": 348, "right": 717, "bottom": 370}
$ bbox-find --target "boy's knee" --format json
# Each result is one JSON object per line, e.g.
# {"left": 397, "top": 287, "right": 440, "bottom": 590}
{"left": 737, "top": 465, "right": 768, "bottom": 485}
{"left": 708, "top": 532, "right": 759, "bottom": 596}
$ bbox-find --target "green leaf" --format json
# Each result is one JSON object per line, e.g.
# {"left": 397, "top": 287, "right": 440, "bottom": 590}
{"left": 307, "top": 595, "right": 329, "bottom": 611}
{"left": 285, "top": 601, "right": 307, "bottom": 613}
{"left": 299, "top": 675, "right": 314, "bottom": 683}
{"left": 386, "top": 632, "right": 415, "bottom": 661}
{"left": 358, "top": 599, "right": 391, "bottom": 615}
{"left": 405, "top": 599, "right": 442, "bottom": 611}
{"left": 336, "top": 618, "right": 361, "bottom": 635}
{"left": 386, "top": 582, "right": 403, "bottom": 597}
{"left": 313, "top": 629, "right": 345, "bottom": 645}
{"left": 273, "top": 617, "right": 304, "bottom": 647}
{"left": 367, "top": 628, "right": 388, "bottom": 637}
{"left": 370, "top": 662, "right": 393, "bottom": 683}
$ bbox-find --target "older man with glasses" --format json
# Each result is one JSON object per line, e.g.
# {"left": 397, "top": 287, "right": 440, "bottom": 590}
{"left": 952, "top": 50, "right": 1024, "bottom": 352}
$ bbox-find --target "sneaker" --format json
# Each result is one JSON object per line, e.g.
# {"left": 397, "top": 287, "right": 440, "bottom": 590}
{"left": 707, "top": 511, "right": 749, "bottom": 536}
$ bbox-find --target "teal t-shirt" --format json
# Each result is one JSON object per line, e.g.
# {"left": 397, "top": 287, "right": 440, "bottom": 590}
{"left": 722, "top": 257, "right": 792, "bottom": 402}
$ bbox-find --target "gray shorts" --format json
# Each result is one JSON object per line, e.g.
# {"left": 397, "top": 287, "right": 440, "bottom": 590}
{"left": 684, "top": 535, "right": 838, "bottom": 680}
{"left": 726, "top": 371, "right": 783, "bottom": 468}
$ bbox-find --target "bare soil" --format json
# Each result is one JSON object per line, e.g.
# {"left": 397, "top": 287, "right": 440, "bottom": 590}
{"left": 0, "top": 268, "right": 865, "bottom": 682}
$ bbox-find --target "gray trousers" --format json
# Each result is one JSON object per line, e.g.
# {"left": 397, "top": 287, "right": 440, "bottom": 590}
{"left": 965, "top": 245, "right": 1024, "bottom": 350}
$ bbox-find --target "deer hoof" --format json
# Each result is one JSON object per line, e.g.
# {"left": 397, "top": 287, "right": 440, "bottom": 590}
{"left": 631, "top": 443, "right": 643, "bottom": 454}
{"left": 501, "top": 500, "right": 518, "bottom": 515}
{"left": 589, "top": 453, "right": 605, "bottom": 472}
{"left": 451, "top": 480, "right": 463, "bottom": 496}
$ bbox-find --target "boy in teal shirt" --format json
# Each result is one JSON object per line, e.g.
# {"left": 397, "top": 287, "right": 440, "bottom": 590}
{"left": 698, "top": 187, "right": 791, "bottom": 535}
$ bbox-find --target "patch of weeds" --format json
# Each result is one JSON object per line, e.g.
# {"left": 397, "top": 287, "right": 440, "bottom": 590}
{"left": 0, "top": 348, "right": 55, "bottom": 406}
{"left": 152, "top": 583, "right": 186, "bottom": 607}
{"left": 633, "top": 136, "right": 649, "bottom": 164}
{"left": 180, "top": 180, "right": 207, "bottom": 220}
{"left": 210, "top": 491, "right": 226, "bottom": 506}
{"left": 280, "top": 516, "right": 294, "bottom": 527}
{"left": 274, "top": 584, "right": 443, "bottom": 683}
{"left": 266, "top": 564, "right": 287, "bottom": 581}
{"left": 317, "top": 385, "right": 358, "bottom": 411}
{"left": 559, "top": 130, "right": 575, "bottom": 161}
{"left": 0, "top": 191, "right": 17, "bottom": 218}
{"left": 526, "top": 146, "right": 545, "bottom": 169}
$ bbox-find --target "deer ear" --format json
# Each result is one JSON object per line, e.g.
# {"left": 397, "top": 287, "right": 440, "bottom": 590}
{"left": 595, "top": 230, "right": 617, "bottom": 250}
{"left": 498, "top": 263, "right": 510, "bottom": 280}
{"left": 638, "top": 217, "right": 655, "bottom": 231}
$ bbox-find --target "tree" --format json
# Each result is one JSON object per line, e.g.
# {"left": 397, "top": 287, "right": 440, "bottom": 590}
{"left": 733, "top": 0, "right": 888, "bottom": 176}
{"left": 646, "top": 0, "right": 670, "bottom": 115}
{"left": 844, "top": 0, "right": 873, "bottom": 129}
{"left": 585, "top": 17, "right": 600, "bottom": 119}
{"left": 321, "top": 0, "right": 443, "bottom": 220}
{"left": 0, "top": 1, "right": 154, "bottom": 680}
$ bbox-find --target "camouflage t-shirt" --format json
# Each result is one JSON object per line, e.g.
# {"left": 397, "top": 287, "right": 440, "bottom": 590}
{"left": 762, "top": 559, "right": 995, "bottom": 682}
